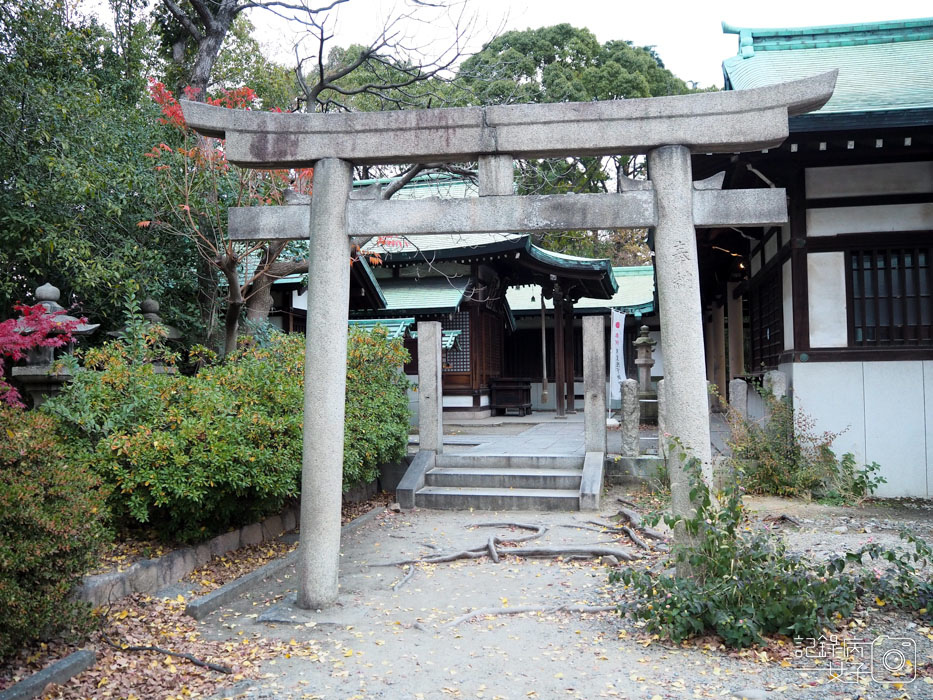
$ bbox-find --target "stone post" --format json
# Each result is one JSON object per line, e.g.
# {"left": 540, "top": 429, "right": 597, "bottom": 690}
{"left": 763, "top": 369, "right": 787, "bottom": 401}
{"left": 621, "top": 378, "right": 640, "bottom": 458}
{"left": 478, "top": 155, "right": 514, "bottom": 196}
{"left": 726, "top": 282, "right": 744, "bottom": 379}
{"left": 729, "top": 378, "right": 748, "bottom": 418}
{"left": 583, "top": 316, "right": 606, "bottom": 454}
{"left": 297, "top": 158, "right": 353, "bottom": 610}
{"left": 656, "top": 379, "right": 667, "bottom": 459}
{"left": 416, "top": 321, "right": 444, "bottom": 454}
{"left": 648, "top": 144, "right": 713, "bottom": 505}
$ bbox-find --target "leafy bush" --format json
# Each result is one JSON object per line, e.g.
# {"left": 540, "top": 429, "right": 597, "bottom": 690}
{"left": 344, "top": 327, "right": 411, "bottom": 487}
{"left": 0, "top": 408, "right": 110, "bottom": 662}
{"left": 726, "top": 389, "right": 884, "bottom": 502}
{"left": 611, "top": 457, "right": 930, "bottom": 648}
{"left": 45, "top": 324, "right": 409, "bottom": 541}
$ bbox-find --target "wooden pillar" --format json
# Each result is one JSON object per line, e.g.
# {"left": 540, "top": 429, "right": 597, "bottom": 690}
{"left": 553, "top": 284, "right": 566, "bottom": 418}
{"left": 564, "top": 300, "right": 576, "bottom": 414}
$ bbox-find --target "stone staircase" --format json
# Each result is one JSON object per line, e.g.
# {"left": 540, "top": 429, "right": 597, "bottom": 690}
{"left": 409, "top": 454, "right": 587, "bottom": 511}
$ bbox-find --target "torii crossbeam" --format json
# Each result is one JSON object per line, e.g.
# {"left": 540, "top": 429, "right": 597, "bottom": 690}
{"left": 181, "top": 71, "right": 836, "bottom": 609}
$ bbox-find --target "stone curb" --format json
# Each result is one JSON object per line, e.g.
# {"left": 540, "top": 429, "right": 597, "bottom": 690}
{"left": 184, "top": 505, "right": 385, "bottom": 621}
{"left": 74, "top": 505, "right": 300, "bottom": 607}
{"left": 0, "top": 650, "right": 96, "bottom": 700}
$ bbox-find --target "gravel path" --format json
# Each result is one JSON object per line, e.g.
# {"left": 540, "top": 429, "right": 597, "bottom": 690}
{"left": 190, "top": 489, "right": 933, "bottom": 699}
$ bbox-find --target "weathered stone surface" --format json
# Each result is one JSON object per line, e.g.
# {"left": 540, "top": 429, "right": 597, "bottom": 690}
{"left": 478, "top": 154, "right": 514, "bottom": 196}
{"left": 656, "top": 379, "right": 668, "bottom": 459}
{"left": 261, "top": 515, "right": 283, "bottom": 541}
{"left": 76, "top": 572, "right": 127, "bottom": 607}
{"left": 282, "top": 508, "right": 297, "bottom": 533}
{"left": 650, "top": 145, "right": 713, "bottom": 502}
{"left": 693, "top": 188, "right": 787, "bottom": 228}
{"left": 193, "top": 543, "right": 212, "bottom": 566}
{"left": 621, "top": 379, "right": 640, "bottom": 458}
{"left": 240, "top": 523, "right": 263, "bottom": 547}
{"left": 210, "top": 530, "right": 240, "bottom": 559}
{"left": 396, "top": 450, "right": 435, "bottom": 510}
{"left": 416, "top": 322, "right": 444, "bottom": 454}
{"left": 763, "top": 369, "right": 788, "bottom": 400}
{"left": 181, "top": 72, "right": 837, "bottom": 167}
{"left": 297, "top": 159, "right": 353, "bottom": 610}
{"left": 0, "top": 650, "right": 96, "bottom": 700}
{"left": 583, "top": 316, "right": 606, "bottom": 454}
{"left": 729, "top": 378, "right": 748, "bottom": 418}
{"left": 186, "top": 552, "right": 298, "bottom": 621}
{"left": 228, "top": 191, "right": 658, "bottom": 241}
{"left": 579, "top": 451, "right": 605, "bottom": 510}
{"left": 125, "top": 559, "right": 160, "bottom": 595}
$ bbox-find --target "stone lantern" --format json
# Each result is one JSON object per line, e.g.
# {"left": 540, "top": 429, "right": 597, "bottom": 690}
{"left": 10, "top": 282, "right": 99, "bottom": 407}
{"left": 632, "top": 325, "right": 658, "bottom": 423}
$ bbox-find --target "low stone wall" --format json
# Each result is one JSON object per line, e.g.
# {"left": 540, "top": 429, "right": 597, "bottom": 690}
{"left": 74, "top": 504, "right": 299, "bottom": 607}
{"left": 605, "top": 455, "right": 666, "bottom": 489}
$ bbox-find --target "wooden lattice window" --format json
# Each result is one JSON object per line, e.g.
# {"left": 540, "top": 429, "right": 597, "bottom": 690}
{"left": 442, "top": 312, "right": 471, "bottom": 372}
{"left": 848, "top": 247, "right": 932, "bottom": 346}
{"left": 748, "top": 269, "right": 783, "bottom": 369}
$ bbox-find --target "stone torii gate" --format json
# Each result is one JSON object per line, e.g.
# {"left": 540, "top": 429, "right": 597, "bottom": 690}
{"left": 181, "top": 70, "right": 835, "bottom": 609}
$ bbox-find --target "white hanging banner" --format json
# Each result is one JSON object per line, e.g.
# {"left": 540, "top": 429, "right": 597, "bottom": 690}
{"left": 609, "top": 310, "right": 626, "bottom": 401}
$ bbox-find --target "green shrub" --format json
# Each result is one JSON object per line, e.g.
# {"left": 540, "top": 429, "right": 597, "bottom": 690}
{"left": 45, "top": 325, "right": 409, "bottom": 541}
{"left": 0, "top": 409, "right": 110, "bottom": 662}
{"left": 344, "top": 327, "right": 411, "bottom": 487}
{"left": 611, "top": 456, "right": 930, "bottom": 648}
{"left": 726, "top": 390, "right": 884, "bottom": 502}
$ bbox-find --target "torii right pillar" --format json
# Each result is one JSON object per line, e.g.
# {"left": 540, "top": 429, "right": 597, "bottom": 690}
{"left": 649, "top": 145, "right": 713, "bottom": 504}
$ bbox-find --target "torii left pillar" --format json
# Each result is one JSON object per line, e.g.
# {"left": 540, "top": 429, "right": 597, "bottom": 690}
{"left": 297, "top": 158, "right": 353, "bottom": 609}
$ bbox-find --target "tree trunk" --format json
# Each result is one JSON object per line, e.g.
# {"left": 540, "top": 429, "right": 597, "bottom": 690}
{"left": 219, "top": 256, "right": 244, "bottom": 357}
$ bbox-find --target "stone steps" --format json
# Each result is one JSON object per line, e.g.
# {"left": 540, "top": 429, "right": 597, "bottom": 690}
{"left": 415, "top": 485, "right": 581, "bottom": 511}
{"left": 425, "top": 467, "right": 583, "bottom": 490}
{"left": 414, "top": 454, "right": 585, "bottom": 511}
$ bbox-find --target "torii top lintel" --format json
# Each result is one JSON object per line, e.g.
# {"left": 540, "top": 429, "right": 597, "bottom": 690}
{"left": 180, "top": 72, "right": 837, "bottom": 168}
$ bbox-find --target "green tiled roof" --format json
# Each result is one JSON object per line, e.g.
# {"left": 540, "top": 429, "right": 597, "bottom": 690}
{"left": 409, "top": 329, "right": 462, "bottom": 349}
{"left": 506, "top": 265, "right": 654, "bottom": 316}
{"left": 348, "top": 318, "right": 414, "bottom": 339}
{"left": 376, "top": 277, "right": 471, "bottom": 314}
{"left": 722, "top": 18, "right": 933, "bottom": 115}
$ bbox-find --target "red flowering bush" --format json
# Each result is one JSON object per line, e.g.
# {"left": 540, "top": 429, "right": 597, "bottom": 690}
{"left": 0, "top": 408, "right": 110, "bottom": 661}
{"left": 0, "top": 303, "right": 82, "bottom": 408}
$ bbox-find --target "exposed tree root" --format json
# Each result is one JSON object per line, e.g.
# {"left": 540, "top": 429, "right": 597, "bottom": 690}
{"left": 621, "top": 525, "right": 650, "bottom": 550}
{"left": 613, "top": 504, "right": 667, "bottom": 542}
{"left": 446, "top": 604, "right": 616, "bottom": 628}
{"left": 392, "top": 564, "right": 415, "bottom": 591}
{"left": 376, "top": 521, "right": 635, "bottom": 568}
{"left": 100, "top": 631, "right": 232, "bottom": 674}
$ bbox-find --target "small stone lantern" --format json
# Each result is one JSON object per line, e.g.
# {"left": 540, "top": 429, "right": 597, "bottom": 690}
{"left": 10, "top": 282, "right": 99, "bottom": 406}
{"left": 632, "top": 325, "right": 658, "bottom": 424}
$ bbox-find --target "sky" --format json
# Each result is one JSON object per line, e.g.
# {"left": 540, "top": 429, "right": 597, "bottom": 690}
{"left": 77, "top": 0, "right": 933, "bottom": 89}
{"left": 242, "top": 0, "right": 932, "bottom": 89}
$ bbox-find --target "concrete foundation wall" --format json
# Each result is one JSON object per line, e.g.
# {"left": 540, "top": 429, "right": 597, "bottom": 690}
{"left": 788, "top": 361, "right": 932, "bottom": 498}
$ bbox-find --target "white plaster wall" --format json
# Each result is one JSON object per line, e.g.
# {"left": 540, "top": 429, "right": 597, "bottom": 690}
{"left": 649, "top": 331, "right": 664, "bottom": 377}
{"left": 807, "top": 252, "right": 848, "bottom": 348}
{"left": 782, "top": 260, "right": 794, "bottom": 351}
{"left": 443, "top": 395, "right": 473, "bottom": 408}
{"left": 926, "top": 361, "right": 933, "bottom": 499}
{"left": 805, "top": 161, "right": 933, "bottom": 199}
{"left": 789, "top": 361, "right": 931, "bottom": 498}
{"left": 807, "top": 203, "right": 933, "bottom": 236}
{"left": 863, "top": 363, "right": 928, "bottom": 496}
{"left": 764, "top": 232, "right": 778, "bottom": 263}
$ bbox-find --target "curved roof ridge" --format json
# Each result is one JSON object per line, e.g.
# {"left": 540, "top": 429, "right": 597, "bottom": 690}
{"left": 723, "top": 17, "right": 933, "bottom": 56}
